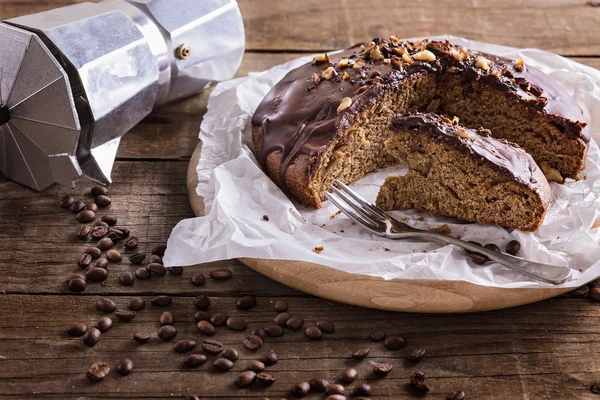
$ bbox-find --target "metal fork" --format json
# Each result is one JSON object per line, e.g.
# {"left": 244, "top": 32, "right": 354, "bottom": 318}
{"left": 324, "top": 180, "right": 573, "bottom": 285}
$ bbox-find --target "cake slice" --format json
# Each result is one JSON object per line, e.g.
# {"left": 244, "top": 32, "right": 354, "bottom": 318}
{"left": 375, "top": 113, "right": 552, "bottom": 232}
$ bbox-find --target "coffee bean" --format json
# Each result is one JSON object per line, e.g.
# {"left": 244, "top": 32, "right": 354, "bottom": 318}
{"left": 446, "top": 391, "right": 466, "bottom": 400}
{"left": 94, "top": 220, "right": 109, "bottom": 228}
{"left": 274, "top": 299, "right": 288, "bottom": 312}
{"left": 373, "top": 362, "right": 393, "bottom": 377}
{"left": 326, "top": 383, "right": 345, "bottom": 395}
{"left": 67, "top": 276, "right": 86, "bottom": 292}
{"left": 160, "top": 311, "right": 174, "bottom": 326}
{"left": 133, "top": 332, "right": 151, "bottom": 344}
{"left": 248, "top": 360, "right": 265, "bottom": 372}
{"left": 117, "top": 359, "right": 134, "bottom": 376}
{"left": 210, "top": 269, "right": 233, "bottom": 280}
{"left": 95, "top": 317, "right": 113, "bottom": 333}
{"left": 197, "top": 320, "right": 216, "bottom": 336}
{"left": 194, "top": 296, "right": 210, "bottom": 310}
{"left": 106, "top": 249, "right": 122, "bottom": 263}
{"left": 591, "top": 384, "right": 600, "bottom": 395}
{"left": 84, "top": 202, "right": 99, "bottom": 213}
{"left": 77, "top": 253, "right": 92, "bottom": 268}
{"left": 90, "top": 225, "right": 108, "bottom": 239}
{"left": 95, "top": 195, "right": 112, "bottom": 207}
{"left": 68, "top": 273, "right": 86, "bottom": 282}
{"left": 214, "top": 357, "right": 234, "bottom": 372}
{"left": 309, "top": 378, "right": 329, "bottom": 392}
{"left": 70, "top": 200, "right": 85, "bottom": 213}
{"left": 590, "top": 287, "right": 600, "bottom": 302}
{"left": 87, "top": 361, "right": 110, "bottom": 382}
{"left": 115, "top": 310, "right": 136, "bottom": 322}
{"left": 183, "top": 354, "right": 207, "bottom": 368}
{"left": 243, "top": 334, "right": 263, "bottom": 351}
{"left": 83, "top": 328, "right": 101, "bottom": 347}
{"left": 123, "top": 236, "right": 139, "bottom": 249}
{"left": 85, "top": 247, "right": 102, "bottom": 259}
{"left": 116, "top": 227, "right": 130, "bottom": 238}
{"left": 369, "top": 329, "right": 386, "bottom": 342}
{"left": 252, "top": 327, "right": 266, "bottom": 340}
{"left": 340, "top": 367, "right": 357, "bottom": 384}
{"left": 91, "top": 186, "right": 108, "bottom": 196}
{"left": 237, "top": 296, "right": 257, "bottom": 310}
{"left": 128, "top": 297, "right": 146, "bottom": 311}
{"left": 86, "top": 268, "right": 108, "bottom": 282}
{"left": 384, "top": 335, "right": 406, "bottom": 350}
{"left": 135, "top": 267, "right": 151, "bottom": 280}
{"left": 152, "top": 295, "right": 172, "bottom": 307}
{"left": 286, "top": 316, "right": 305, "bottom": 330}
{"left": 263, "top": 350, "right": 279, "bottom": 366}
{"left": 316, "top": 319, "right": 335, "bottom": 333}
{"left": 274, "top": 312, "right": 292, "bottom": 327}
{"left": 119, "top": 271, "right": 135, "bottom": 286}
{"left": 191, "top": 273, "right": 205, "bottom": 286}
{"left": 97, "top": 238, "right": 113, "bottom": 251}
{"left": 352, "top": 347, "right": 370, "bottom": 360}
{"left": 157, "top": 325, "right": 178, "bottom": 341}
{"left": 76, "top": 225, "right": 91, "bottom": 240}
{"left": 60, "top": 195, "right": 75, "bottom": 208}
{"left": 210, "top": 313, "right": 228, "bottom": 327}
{"left": 185, "top": 395, "right": 199, "bottom": 400}
{"left": 149, "top": 254, "right": 163, "bottom": 264}
{"left": 408, "top": 348, "right": 426, "bottom": 362}
{"left": 506, "top": 240, "right": 521, "bottom": 255}
{"left": 410, "top": 371, "right": 430, "bottom": 393}
{"left": 484, "top": 243, "right": 500, "bottom": 253}
{"left": 194, "top": 311, "right": 211, "bottom": 322}
{"left": 107, "top": 228, "right": 124, "bottom": 241}
{"left": 235, "top": 371, "right": 257, "bottom": 388}
{"left": 326, "top": 395, "right": 346, "bottom": 400}
{"left": 174, "top": 339, "right": 197, "bottom": 353}
{"left": 94, "top": 258, "right": 109, "bottom": 269}
{"left": 202, "top": 339, "right": 223, "bottom": 354}
{"left": 129, "top": 252, "right": 146, "bottom": 264}
{"left": 265, "top": 324, "right": 284, "bottom": 337}
{"left": 256, "top": 372, "right": 276, "bottom": 386}
{"left": 354, "top": 383, "right": 372, "bottom": 397}
{"left": 222, "top": 347, "right": 239, "bottom": 361}
{"left": 304, "top": 325, "right": 322, "bottom": 340}
{"left": 470, "top": 253, "right": 487, "bottom": 265}
{"left": 152, "top": 245, "right": 167, "bottom": 256}
{"left": 77, "top": 210, "right": 96, "bottom": 223}
{"left": 148, "top": 263, "right": 166, "bottom": 276}
{"left": 101, "top": 215, "right": 117, "bottom": 226}
{"left": 96, "top": 298, "right": 116, "bottom": 313}
{"left": 291, "top": 381, "right": 311, "bottom": 397}
{"left": 68, "top": 322, "right": 87, "bottom": 337}
{"left": 168, "top": 266, "right": 184, "bottom": 275}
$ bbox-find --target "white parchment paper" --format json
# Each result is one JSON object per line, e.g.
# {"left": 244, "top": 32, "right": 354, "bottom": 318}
{"left": 165, "top": 36, "right": 600, "bottom": 289}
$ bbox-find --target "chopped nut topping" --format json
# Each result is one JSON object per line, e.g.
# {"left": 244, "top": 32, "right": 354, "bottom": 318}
{"left": 450, "top": 47, "right": 469, "bottom": 62}
{"left": 311, "top": 53, "right": 329, "bottom": 65}
{"left": 394, "top": 47, "right": 408, "bottom": 56}
{"left": 455, "top": 128, "right": 472, "bottom": 140}
{"left": 383, "top": 58, "right": 391, "bottom": 65}
{"left": 540, "top": 162, "right": 563, "bottom": 182}
{"left": 370, "top": 45, "right": 384, "bottom": 60}
{"left": 342, "top": 71, "right": 350, "bottom": 80}
{"left": 514, "top": 59, "right": 526, "bottom": 72}
{"left": 338, "top": 58, "right": 355, "bottom": 68}
{"left": 489, "top": 70, "right": 501, "bottom": 78}
{"left": 353, "top": 61, "right": 365, "bottom": 69}
{"left": 443, "top": 116, "right": 460, "bottom": 125}
{"left": 475, "top": 57, "right": 491, "bottom": 71}
{"left": 413, "top": 50, "right": 436, "bottom": 62}
{"left": 321, "top": 66, "right": 338, "bottom": 80}
{"left": 389, "top": 35, "right": 400, "bottom": 45}
{"left": 402, "top": 53, "right": 414, "bottom": 64}
{"left": 337, "top": 97, "right": 352, "bottom": 113}
{"left": 391, "top": 56, "right": 403, "bottom": 70}
{"left": 360, "top": 44, "right": 366, "bottom": 52}
{"left": 311, "top": 73, "right": 320, "bottom": 83}
{"left": 501, "top": 65, "right": 514, "bottom": 78}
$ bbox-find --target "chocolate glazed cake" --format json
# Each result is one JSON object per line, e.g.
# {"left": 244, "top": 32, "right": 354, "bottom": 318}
{"left": 251, "top": 38, "right": 589, "bottom": 208}
{"left": 376, "top": 113, "right": 552, "bottom": 232}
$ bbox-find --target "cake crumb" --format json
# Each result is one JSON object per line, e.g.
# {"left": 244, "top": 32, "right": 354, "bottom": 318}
{"left": 384, "top": 247, "right": 390, "bottom": 252}
{"left": 262, "top": 215, "right": 270, "bottom": 221}
{"left": 313, "top": 246, "right": 324, "bottom": 254}
{"left": 417, "top": 217, "right": 425, "bottom": 221}
{"left": 340, "top": 229, "right": 345, "bottom": 233}
{"left": 429, "top": 224, "right": 451, "bottom": 234}
{"left": 351, "top": 222, "right": 356, "bottom": 225}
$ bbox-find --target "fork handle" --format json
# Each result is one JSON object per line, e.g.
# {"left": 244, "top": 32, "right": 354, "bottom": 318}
{"left": 392, "top": 231, "right": 573, "bottom": 285}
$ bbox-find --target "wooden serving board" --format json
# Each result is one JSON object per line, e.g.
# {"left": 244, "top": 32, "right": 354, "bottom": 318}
{"left": 186, "top": 143, "right": 585, "bottom": 313}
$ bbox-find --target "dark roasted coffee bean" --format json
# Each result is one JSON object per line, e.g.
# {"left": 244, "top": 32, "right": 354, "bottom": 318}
{"left": 352, "top": 347, "right": 370, "bottom": 360}
{"left": 133, "top": 332, "right": 151, "bottom": 344}
{"left": 68, "top": 322, "right": 87, "bottom": 337}
{"left": 193, "top": 295, "right": 210, "bottom": 310}
{"left": 470, "top": 253, "right": 487, "bottom": 265}
{"left": 354, "top": 383, "right": 372, "bottom": 397}
{"left": 214, "top": 357, "right": 234, "bottom": 372}
{"left": 190, "top": 273, "right": 205, "bottom": 286}
{"left": 292, "top": 381, "right": 311, "bottom": 397}
{"left": 85, "top": 247, "right": 102, "bottom": 259}
{"left": 83, "top": 328, "right": 101, "bottom": 347}
{"left": 316, "top": 319, "right": 335, "bottom": 333}
{"left": 152, "top": 245, "right": 167, "bottom": 256}
{"left": 326, "top": 395, "right": 346, "bottom": 400}
{"left": 446, "top": 391, "right": 466, "bottom": 400}
{"left": 97, "top": 238, "right": 113, "bottom": 251}
{"left": 123, "top": 236, "right": 139, "bottom": 249}
{"left": 135, "top": 267, "right": 151, "bottom": 280}
{"left": 148, "top": 263, "right": 166, "bottom": 276}
{"left": 149, "top": 254, "right": 163, "bottom": 264}
{"left": 119, "top": 271, "right": 135, "bottom": 286}
{"left": 506, "top": 240, "right": 521, "bottom": 255}
{"left": 160, "top": 311, "right": 174, "bottom": 326}
{"left": 128, "top": 297, "right": 146, "bottom": 311}
{"left": 237, "top": 296, "right": 257, "bottom": 310}
{"left": 68, "top": 273, "right": 86, "bottom": 282}
{"left": 194, "top": 311, "right": 211, "bottom": 322}
{"left": 484, "top": 243, "right": 500, "bottom": 253}
{"left": 369, "top": 329, "right": 386, "bottom": 342}
{"left": 185, "top": 394, "right": 199, "bottom": 400}
{"left": 265, "top": 324, "right": 284, "bottom": 337}
{"left": 117, "top": 359, "right": 134, "bottom": 376}
{"left": 286, "top": 316, "right": 305, "bottom": 330}
{"left": 263, "top": 350, "right": 279, "bottom": 366}
{"left": 86, "top": 268, "right": 108, "bottom": 282}
{"left": 115, "top": 310, "right": 136, "bottom": 322}
{"left": 106, "top": 249, "right": 122, "bottom": 262}
{"left": 252, "top": 327, "right": 266, "bottom": 340}
{"left": 76, "top": 225, "right": 91, "bottom": 240}
{"left": 84, "top": 202, "right": 99, "bottom": 213}
{"left": 107, "top": 228, "right": 124, "bottom": 241}
{"left": 95, "top": 317, "right": 113, "bottom": 333}
{"left": 77, "top": 253, "right": 92, "bottom": 268}
{"left": 94, "top": 258, "right": 109, "bottom": 269}
{"left": 590, "top": 287, "right": 600, "bottom": 302}
{"left": 91, "top": 186, "right": 108, "bottom": 197}
{"left": 60, "top": 195, "right": 75, "bottom": 208}
{"left": 101, "top": 215, "right": 117, "bottom": 226}
{"left": 408, "top": 348, "right": 426, "bottom": 362}
{"left": 210, "top": 313, "right": 228, "bottom": 327}
{"left": 115, "top": 227, "right": 130, "bottom": 238}
{"left": 210, "top": 269, "right": 233, "bottom": 280}
{"left": 94, "top": 220, "right": 110, "bottom": 228}
{"left": 94, "top": 195, "right": 112, "bottom": 207}
{"left": 304, "top": 325, "right": 322, "bottom": 340}
{"left": 410, "top": 371, "right": 430, "bottom": 393}
{"left": 77, "top": 210, "right": 96, "bottom": 223}
{"left": 274, "top": 312, "right": 292, "bottom": 327}
{"left": 235, "top": 371, "right": 256, "bottom": 388}
{"left": 151, "top": 295, "right": 172, "bottom": 307}
{"left": 340, "top": 367, "right": 357, "bottom": 384}
{"left": 247, "top": 360, "right": 265, "bottom": 372}
{"left": 70, "top": 200, "right": 85, "bottom": 213}
{"left": 202, "top": 339, "right": 223, "bottom": 354}
{"left": 384, "top": 335, "right": 406, "bottom": 350}
{"left": 67, "top": 277, "right": 86, "bottom": 292}
{"left": 174, "top": 339, "right": 197, "bottom": 353}
{"left": 87, "top": 361, "right": 110, "bottom": 382}
{"left": 222, "top": 347, "right": 239, "bottom": 361}
{"left": 591, "top": 384, "right": 600, "bottom": 395}
{"left": 96, "top": 298, "right": 116, "bottom": 313}
{"left": 129, "top": 252, "right": 146, "bottom": 264}
{"left": 373, "top": 362, "right": 393, "bottom": 377}
{"left": 256, "top": 372, "right": 276, "bottom": 386}
{"left": 326, "top": 383, "right": 345, "bottom": 395}
{"left": 310, "top": 378, "right": 329, "bottom": 392}
{"left": 90, "top": 225, "right": 108, "bottom": 239}
{"left": 274, "top": 299, "right": 288, "bottom": 312}
{"left": 197, "top": 320, "right": 216, "bottom": 336}
{"left": 168, "top": 266, "right": 184, "bottom": 275}
{"left": 183, "top": 354, "right": 207, "bottom": 368}
{"left": 243, "top": 334, "right": 263, "bottom": 351}
{"left": 157, "top": 325, "right": 178, "bottom": 341}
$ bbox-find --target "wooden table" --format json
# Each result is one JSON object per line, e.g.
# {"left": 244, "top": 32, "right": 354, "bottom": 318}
{"left": 2, "top": 1, "right": 600, "bottom": 399}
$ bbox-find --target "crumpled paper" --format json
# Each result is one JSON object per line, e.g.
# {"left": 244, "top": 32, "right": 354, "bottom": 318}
{"left": 165, "top": 35, "right": 600, "bottom": 289}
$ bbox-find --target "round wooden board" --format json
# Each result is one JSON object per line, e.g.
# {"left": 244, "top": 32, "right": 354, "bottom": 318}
{"left": 187, "top": 142, "right": 576, "bottom": 313}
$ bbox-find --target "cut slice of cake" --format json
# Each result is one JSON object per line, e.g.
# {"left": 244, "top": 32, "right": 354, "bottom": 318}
{"left": 375, "top": 113, "right": 552, "bottom": 232}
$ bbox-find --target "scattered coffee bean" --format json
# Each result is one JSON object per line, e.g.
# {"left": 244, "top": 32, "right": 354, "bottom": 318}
{"left": 117, "top": 359, "right": 134, "bottom": 376}
{"left": 95, "top": 317, "right": 113, "bottom": 333}
{"left": 90, "top": 225, "right": 108, "bottom": 239}
{"left": 194, "top": 311, "right": 211, "bottom": 322}
{"left": 94, "top": 258, "right": 109, "bottom": 269}
{"left": 96, "top": 298, "right": 116, "bottom": 313}
{"left": 123, "top": 236, "right": 139, "bottom": 249}
{"left": 168, "top": 266, "right": 184, "bottom": 275}
{"left": 91, "top": 186, "right": 108, "bottom": 196}
{"left": 129, "top": 253, "right": 146, "bottom": 264}
{"left": 286, "top": 316, "right": 305, "bottom": 330}
{"left": 157, "top": 325, "right": 178, "bottom": 341}
{"left": 174, "top": 339, "right": 197, "bottom": 353}
{"left": 128, "top": 297, "right": 146, "bottom": 311}
{"left": 292, "top": 381, "right": 311, "bottom": 397}
{"left": 237, "top": 296, "right": 257, "bottom": 310}
{"left": 369, "top": 329, "right": 386, "bottom": 342}
{"left": 354, "top": 383, "right": 372, "bottom": 397}
{"left": 86, "top": 268, "right": 108, "bottom": 282}
{"left": 183, "top": 354, "right": 207, "bottom": 368}
{"left": 190, "top": 273, "right": 205, "bottom": 286}
{"left": 197, "top": 321, "right": 216, "bottom": 336}
{"left": 67, "top": 275, "right": 86, "bottom": 292}
{"left": 256, "top": 372, "right": 276, "bottom": 386}
{"left": 304, "top": 325, "right": 322, "bottom": 340}
{"left": 148, "top": 263, "right": 167, "bottom": 276}
{"left": 326, "top": 384, "right": 345, "bottom": 395}
{"left": 214, "top": 357, "right": 234, "bottom": 372}
{"left": 263, "top": 350, "right": 279, "bottom": 366}
{"left": 94, "top": 220, "right": 109, "bottom": 229}
{"left": 252, "top": 327, "right": 267, "bottom": 340}
{"left": 384, "top": 335, "right": 406, "bottom": 350}
{"left": 310, "top": 378, "right": 329, "bottom": 392}
{"left": 263, "top": 215, "right": 270, "bottom": 221}
{"left": 70, "top": 200, "right": 85, "bottom": 213}
{"left": 107, "top": 228, "right": 125, "bottom": 241}
{"left": 265, "top": 324, "right": 284, "bottom": 337}
{"left": 274, "top": 299, "right": 288, "bottom": 312}
{"left": 95, "top": 195, "right": 112, "bottom": 207}
{"left": 373, "top": 362, "right": 393, "bottom": 377}
{"left": 446, "top": 391, "right": 466, "bottom": 400}
{"left": 185, "top": 394, "right": 199, "bottom": 400}
{"left": 106, "top": 249, "right": 122, "bottom": 262}
{"left": 410, "top": 371, "right": 431, "bottom": 393}
{"left": 115, "top": 310, "right": 136, "bottom": 322}
{"left": 340, "top": 367, "right": 358, "bottom": 384}
{"left": 210, "top": 313, "right": 228, "bottom": 327}
{"left": 152, "top": 295, "right": 172, "bottom": 307}
{"left": 243, "top": 334, "right": 263, "bottom": 351}
{"left": 119, "top": 271, "right": 135, "bottom": 286}
{"left": 85, "top": 202, "right": 99, "bottom": 213}
{"left": 222, "top": 347, "right": 239, "bottom": 361}
{"left": 316, "top": 319, "right": 335, "bottom": 333}
{"left": 101, "top": 215, "right": 117, "bottom": 226}
{"left": 149, "top": 254, "right": 163, "bottom": 264}
{"left": 77, "top": 253, "right": 92, "bottom": 268}
{"left": 470, "top": 253, "right": 487, "bottom": 265}
{"left": 408, "top": 348, "right": 426, "bottom": 362}
{"left": 133, "top": 332, "right": 151, "bottom": 344}
{"left": 87, "top": 361, "right": 110, "bottom": 382}
{"left": 202, "top": 339, "right": 223, "bottom": 355}
{"left": 152, "top": 245, "right": 167, "bottom": 256}
{"left": 194, "top": 296, "right": 210, "bottom": 310}
{"left": 590, "top": 287, "right": 600, "bottom": 302}
{"left": 68, "top": 322, "right": 87, "bottom": 337}
{"left": 484, "top": 243, "right": 500, "bottom": 253}
{"left": 60, "top": 195, "right": 75, "bottom": 208}
{"left": 160, "top": 311, "right": 174, "bottom": 326}
{"left": 76, "top": 225, "right": 91, "bottom": 240}
{"left": 97, "top": 238, "right": 113, "bottom": 251}
{"left": 83, "top": 328, "right": 102, "bottom": 347}
{"left": 77, "top": 210, "right": 96, "bottom": 223}
{"left": 274, "top": 312, "right": 292, "bottom": 327}
{"left": 326, "top": 395, "right": 346, "bottom": 400}
{"left": 115, "top": 227, "right": 130, "bottom": 238}
{"left": 135, "top": 267, "right": 151, "bottom": 280}
{"left": 210, "top": 269, "right": 233, "bottom": 280}
{"left": 352, "top": 347, "right": 370, "bottom": 360}
{"left": 506, "top": 240, "right": 521, "bottom": 255}
{"left": 235, "top": 371, "right": 257, "bottom": 388}
{"left": 248, "top": 360, "right": 265, "bottom": 372}
{"left": 85, "top": 247, "right": 102, "bottom": 259}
